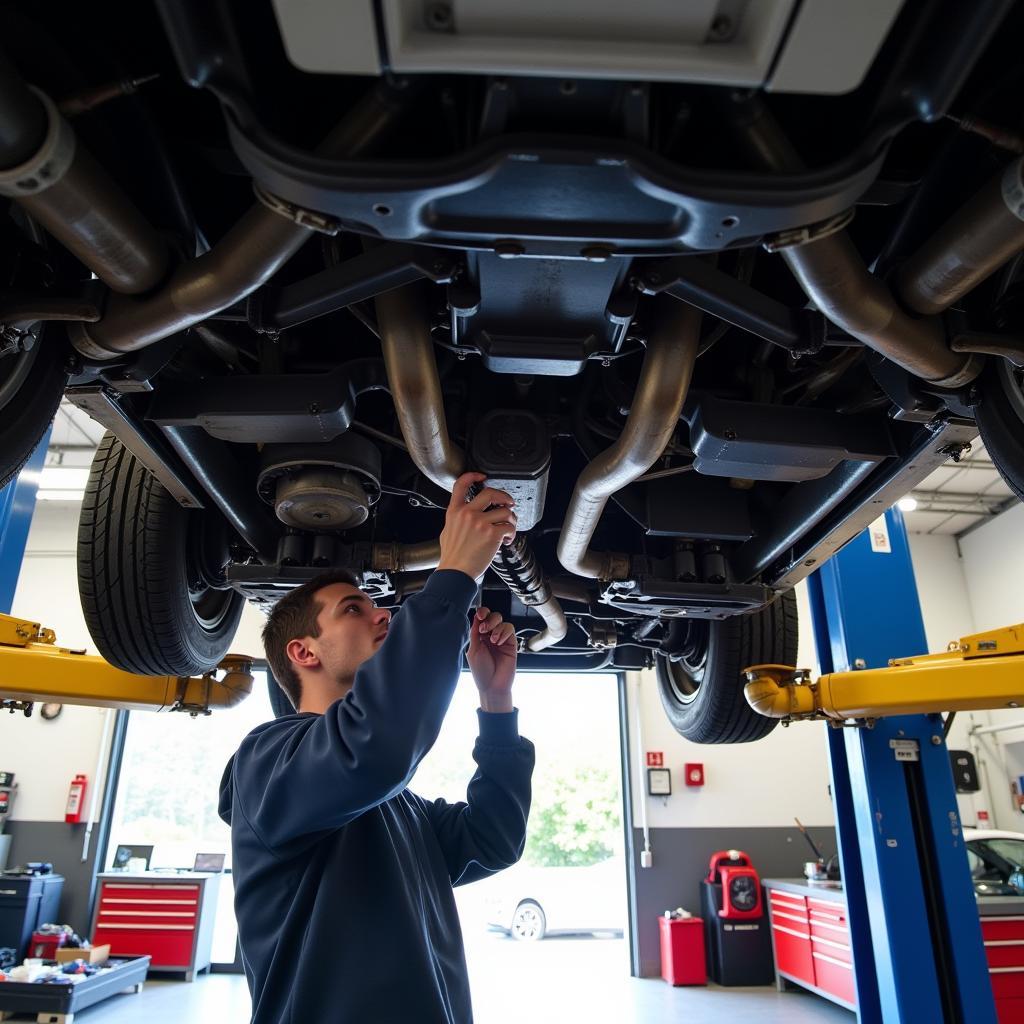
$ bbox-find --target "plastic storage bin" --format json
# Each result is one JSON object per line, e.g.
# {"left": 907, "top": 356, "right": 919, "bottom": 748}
{"left": 659, "top": 916, "right": 707, "bottom": 986}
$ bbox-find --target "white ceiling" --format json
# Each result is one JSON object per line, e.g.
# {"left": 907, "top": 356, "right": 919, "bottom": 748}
{"left": 901, "top": 439, "right": 1019, "bottom": 538}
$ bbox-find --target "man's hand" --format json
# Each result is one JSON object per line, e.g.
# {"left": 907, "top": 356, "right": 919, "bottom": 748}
{"left": 467, "top": 606, "right": 517, "bottom": 713}
{"left": 437, "top": 472, "right": 518, "bottom": 582}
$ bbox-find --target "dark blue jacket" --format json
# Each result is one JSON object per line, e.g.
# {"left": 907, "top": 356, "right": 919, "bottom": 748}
{"left": 219, "top": 570, "right": 535, "bottom": 1023}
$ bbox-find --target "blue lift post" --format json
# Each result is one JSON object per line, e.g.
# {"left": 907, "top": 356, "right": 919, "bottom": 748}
{"left": 807, "top": 507, "right": 997, "bottom": 1023}
{"left": 0, "top": 429, "right": 49, "bottom": 614}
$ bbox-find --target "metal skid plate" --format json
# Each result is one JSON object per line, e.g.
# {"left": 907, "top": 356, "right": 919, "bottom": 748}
{"left": 685, "top": 396, "right": 894, "bottom": 482}
{"left": 600, "top": 577, "right": 771, "bottom": 619}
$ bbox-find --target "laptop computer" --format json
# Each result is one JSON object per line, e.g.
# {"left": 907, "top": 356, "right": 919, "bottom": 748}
{"left": 112, "top": 844, "right": 153, "bottom": 870}
{"left": 193, "top": 852, "right": 226, "bottom": 873}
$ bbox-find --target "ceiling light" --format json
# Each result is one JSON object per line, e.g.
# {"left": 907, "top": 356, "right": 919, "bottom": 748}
{"left": 897, "top": 496, "right": 918, "bottom": 513}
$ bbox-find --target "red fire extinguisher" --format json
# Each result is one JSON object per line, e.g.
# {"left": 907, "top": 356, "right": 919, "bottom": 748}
{"left": 65, "top": 774, "right": 87, "bottom": 823}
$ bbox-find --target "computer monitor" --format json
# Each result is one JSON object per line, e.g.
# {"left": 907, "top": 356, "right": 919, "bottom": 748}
{"left": 193, "top": 852, "right": 226, "bottom": 873}
{"left": 112, "top": 844, "right": 153, "bottom": 870}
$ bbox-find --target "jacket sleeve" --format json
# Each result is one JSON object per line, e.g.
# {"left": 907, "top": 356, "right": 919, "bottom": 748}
{"left": 416, "top": 709, "right": 535, "bottom": 886}
{"left": 232, "top": 570, "right": 478, "bottom": 856}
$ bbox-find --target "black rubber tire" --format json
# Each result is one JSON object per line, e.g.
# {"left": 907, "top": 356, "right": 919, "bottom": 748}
{"left": 656, "top": 590, "right": 799, "bottom": 744}
{"left": 974, "top": 360, "right": 1024, "bottom": 502}
{"left": 0, "top": 337, "right": 68, "bottom": 489}
{"left": 78, "top": 432, "right": 244, "bottom": 676}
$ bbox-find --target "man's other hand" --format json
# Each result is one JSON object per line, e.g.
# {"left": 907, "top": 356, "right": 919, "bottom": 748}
{"left": 437, "top": 472, "right": 518, "bottom": 581}
{"left": 467, "top": 606, "right": 517, "bottom": 713}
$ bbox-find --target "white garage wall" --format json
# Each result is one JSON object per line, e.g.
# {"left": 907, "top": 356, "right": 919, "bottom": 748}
{"left": 234, "top": 603, "right": 268, "bottom": 660}
{"left": 625, "top": 581, "right": 835, "bottom": 831}
{"left": 907, "top": 533, "right": 975, "bottom": 653}
{"left": 959, "top": 502, "right": 1024, "bottom": 631}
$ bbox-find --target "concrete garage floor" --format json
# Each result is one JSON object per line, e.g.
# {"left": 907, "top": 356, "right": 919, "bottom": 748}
{"left": 4, "top": 937, "right": 853, "bottom": 1023}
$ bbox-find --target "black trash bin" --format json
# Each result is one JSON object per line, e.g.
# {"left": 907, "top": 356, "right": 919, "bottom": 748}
{"left": 0, "top": 871, "right": 64, "bottom": 959}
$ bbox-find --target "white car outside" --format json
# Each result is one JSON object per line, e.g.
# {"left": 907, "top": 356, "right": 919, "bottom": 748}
{"left": 483, "top": 857, "right": 627, "bottom": 941}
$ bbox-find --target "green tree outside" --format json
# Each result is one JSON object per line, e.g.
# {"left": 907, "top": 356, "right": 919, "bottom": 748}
{"left": 524, "top": 765, "right": 621, "bottom": 868}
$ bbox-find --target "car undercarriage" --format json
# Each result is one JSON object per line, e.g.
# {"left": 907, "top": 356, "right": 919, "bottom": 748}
{"left": 2, "top": 0, "right": 1023, "bottom": 741}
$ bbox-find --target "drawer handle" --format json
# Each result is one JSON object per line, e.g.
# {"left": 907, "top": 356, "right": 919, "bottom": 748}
{"left": 772, "top": 910, "right": 809, "bottom": 926}
{"left": 102, "top": 899, "right": 196, "bottom": 906}
{"left": 95, "top": 923, "right": 194, "bottom": 931}
{"left": 813, "top": 951, "right": 853, "bottom": 970}
{"left": 100, "top": 911, "right": 195, "bottom": 918}
{"left": 103, "top": 884, "right": 200, "bottom": 892}
{"left": 810, "top": 920, "right": 849, "bottom": 937}
{"left": 772, "top": 924, "right": 810, "bottom": 941}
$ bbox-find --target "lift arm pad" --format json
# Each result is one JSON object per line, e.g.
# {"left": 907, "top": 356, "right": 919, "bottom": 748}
{"left": 0, "top": 613, "right": 254, "bottom": 714}
{"left": 744, "top": 623, "right": 1024, "bottom": 722}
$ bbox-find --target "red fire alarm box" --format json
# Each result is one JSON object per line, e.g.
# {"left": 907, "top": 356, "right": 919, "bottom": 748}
{"left": 65, "top": 774, "right": 87, "bottom": 823}
{"left": 684, "top": 763, "right": 704, "bottom": 787}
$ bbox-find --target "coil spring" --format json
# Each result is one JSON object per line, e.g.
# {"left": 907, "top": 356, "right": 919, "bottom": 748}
{"left": 490, "top": 535, "right": 551, "bottom": 606}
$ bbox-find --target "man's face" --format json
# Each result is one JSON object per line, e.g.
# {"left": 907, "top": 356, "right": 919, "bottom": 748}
{"left": 305, "top": 582, "right": 392, "bottom": 683}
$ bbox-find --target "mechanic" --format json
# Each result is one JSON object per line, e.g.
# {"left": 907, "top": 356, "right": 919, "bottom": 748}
{"left": 219, "top": 472, "right": 535, "bottom": 1023}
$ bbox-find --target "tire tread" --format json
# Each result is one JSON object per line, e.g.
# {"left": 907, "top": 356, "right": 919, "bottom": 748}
{"left": 657, "top": 591, "right": 799, "bottom": 744}
{"left": 78, "top": 433, "right": 243, "bottom": 675}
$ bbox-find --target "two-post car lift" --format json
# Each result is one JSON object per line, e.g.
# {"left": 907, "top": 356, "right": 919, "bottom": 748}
{"left": 745, "top": 508, "right": 1020, "bottom": 1023}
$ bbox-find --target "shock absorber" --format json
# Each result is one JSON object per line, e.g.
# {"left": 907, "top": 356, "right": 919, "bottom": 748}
{"left": 490, "top": 536, "right": 567, "bottom": 651}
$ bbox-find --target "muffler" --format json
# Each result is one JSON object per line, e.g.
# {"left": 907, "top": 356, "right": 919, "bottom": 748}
{"left": 557, "top": 297, "right": 701, "bottom": 580}
{"left": 895, "top": 156, "right": 1024, "bottom": 316}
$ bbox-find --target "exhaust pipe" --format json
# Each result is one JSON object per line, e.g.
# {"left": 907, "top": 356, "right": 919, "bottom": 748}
{"left": 778, "top": 232, "right": 978, "bottom": 386}
{"left": 69, "top": 80, "right": 413, "bottom": 360}
{"left": 372, "top": 540, "right": 442, "bottom": 574}
{"left": 557, "top": 297, "right": 701, "bottom": 580}
{"left": 375, "top": 285, "right": 567, "bottom": 649}
{"left": 0, "top": 54, "right": 169, "bottom": 295}
{"left": 375, "top": 285, "right": 466, "bottom": 492}
{"left": 732, "top": 92, "right": 979, "bottom": 387}
{"left": 895, "top": 157, "right": 1024, "bottom": 316}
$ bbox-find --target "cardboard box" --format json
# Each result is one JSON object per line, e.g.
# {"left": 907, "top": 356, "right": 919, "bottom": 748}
{"left": 55, "top": 944, "right": 110, "bottom": 965}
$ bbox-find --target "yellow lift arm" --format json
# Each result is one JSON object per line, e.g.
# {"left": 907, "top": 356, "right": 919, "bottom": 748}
{"left": 744, "top": 623, "right": 1024, "bottom": 724}
{"left": 0, "top": 612, "right": 254, "bottom": 715}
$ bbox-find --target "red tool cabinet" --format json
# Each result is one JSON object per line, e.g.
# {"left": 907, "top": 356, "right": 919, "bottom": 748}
{"left": 764, "top": 879, "right": 1024, "bottom": 1022}
{"left": 765, "top": 883, "right": 854, "bottom": 1012}
{"left": 90, "top": 872, "right": 221, "bottom": 982}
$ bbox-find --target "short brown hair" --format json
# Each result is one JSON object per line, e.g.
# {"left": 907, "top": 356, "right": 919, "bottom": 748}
{"left": 262, "top": 569, "right": 362, "bottom": 709}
